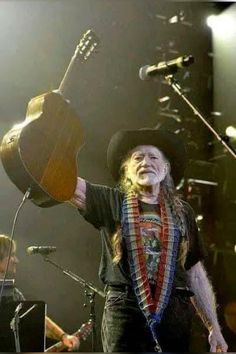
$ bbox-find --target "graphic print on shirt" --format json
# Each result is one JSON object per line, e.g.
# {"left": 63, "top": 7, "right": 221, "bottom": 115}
{"left": 140, "top": 211, "right": 162, "bottom": 285}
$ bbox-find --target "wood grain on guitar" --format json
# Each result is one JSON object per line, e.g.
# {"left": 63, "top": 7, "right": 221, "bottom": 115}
{"left": 0, "top": 30, "right": 99, "bottom": 207}
{"left": 45, "top": 320, "right": 92, "bottom": 352}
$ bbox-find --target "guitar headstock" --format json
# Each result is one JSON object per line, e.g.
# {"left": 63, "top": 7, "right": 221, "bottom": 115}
{"left": 76, "top": 29, "right": 99, "bottom": 62}
{"left": 77, "top": 320, "right": 93, "bottom": 341}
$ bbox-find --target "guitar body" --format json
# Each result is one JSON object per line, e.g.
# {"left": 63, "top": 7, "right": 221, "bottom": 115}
{"left": 1, "top": 30, "right": 98, "bottom": 207}
{"left": 1, "top": 91, "right": 84, "bottom": 207}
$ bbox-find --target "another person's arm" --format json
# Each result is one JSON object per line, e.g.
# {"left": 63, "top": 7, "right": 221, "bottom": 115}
{"left": 45, "top": 316, "right": 79, "bottom": 351}
{"left": 186, "top": 261, "right": 228, "bottom": 352}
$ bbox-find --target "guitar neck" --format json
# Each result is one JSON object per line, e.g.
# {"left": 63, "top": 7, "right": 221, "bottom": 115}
{"left": 58, "top": 29, "right": 98, "bottom": 97}
{"left": 45, "top": 330, "right": 79, "bottom": 352}
{"left": 45, "top": 341, "right": 66, "bottom": 353}
{"left": 58, "top": 47, "right": 80, "bottom": 96}
{"left": 45, "top": 321, "right": 92, "bottom": 352}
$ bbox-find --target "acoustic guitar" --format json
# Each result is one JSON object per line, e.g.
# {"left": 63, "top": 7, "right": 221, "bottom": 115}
{"left": 45, "top": 320, "right": 92, "bottom": 352}
{"left": 0, "top": 30, "right": 99, "bottom": 207}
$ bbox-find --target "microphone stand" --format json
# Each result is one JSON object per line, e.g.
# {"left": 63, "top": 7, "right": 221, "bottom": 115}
{"left": 164, "top": 75, "right": 236, "bottom": 160}
{"left": 10, "top": 302, "right": 39, "bottom": 353}
{"left": 10, "top": 302, "right": 23, "bottom": 352}
{"left": 43, "top": 256, "right": 105, "bottom": 352}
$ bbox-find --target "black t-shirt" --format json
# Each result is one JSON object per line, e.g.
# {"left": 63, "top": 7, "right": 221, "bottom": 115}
{"left": 80, "top": 181, "right": 206, "bottom": 288}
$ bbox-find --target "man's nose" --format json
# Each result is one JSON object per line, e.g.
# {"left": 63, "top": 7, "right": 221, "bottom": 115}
{"left": 140, "top": 156, "right": 151, "bottom": 165}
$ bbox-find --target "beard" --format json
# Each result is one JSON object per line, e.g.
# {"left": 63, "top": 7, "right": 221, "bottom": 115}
{"left": 135, "top": 170, "right": 166, "bottom": 186}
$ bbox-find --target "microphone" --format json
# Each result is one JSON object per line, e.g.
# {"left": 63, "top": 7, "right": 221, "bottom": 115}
{"left": 139, "top": 55, "right": 194, "bottom": 80}
{"left": 26, "top": 246, "right": 57, "bottom": 255}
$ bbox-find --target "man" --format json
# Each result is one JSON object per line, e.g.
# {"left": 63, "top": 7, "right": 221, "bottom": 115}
{"left": 0, "top": 234, "right": 79, "bottom": 351}
{"left": 71, "top": 128, "right": 228, "bottom": 352}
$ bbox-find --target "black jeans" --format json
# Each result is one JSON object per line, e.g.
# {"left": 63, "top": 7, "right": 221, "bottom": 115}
{"left": 101, "top": 286, "right": 193, "bottom": 352}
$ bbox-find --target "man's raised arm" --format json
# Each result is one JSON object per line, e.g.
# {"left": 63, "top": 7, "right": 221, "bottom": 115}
{"left": 70, "top": 177, "right": 86, "bottom": 210}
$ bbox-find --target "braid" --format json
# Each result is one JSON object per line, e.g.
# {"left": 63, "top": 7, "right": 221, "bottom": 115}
{"left": 160, "top": 172, "right": 189, "bottom": 268}
{"left": 160, "top": 172, "right": 186, "bottom": 236}
{"left": 112, "top": 227, "right": 122, "bottom": 264}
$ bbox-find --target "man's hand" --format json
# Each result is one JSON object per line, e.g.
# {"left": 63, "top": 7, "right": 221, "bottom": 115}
{"left": 208, "top": 328, "right": 228, "bottom": 352}
{"left": 61, "top": 334, "right": 80, "bottom": 352}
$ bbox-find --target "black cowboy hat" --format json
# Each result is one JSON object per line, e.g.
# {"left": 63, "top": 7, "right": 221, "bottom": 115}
{"left": 107, "top": 128, "right": 187, "bottom": 186}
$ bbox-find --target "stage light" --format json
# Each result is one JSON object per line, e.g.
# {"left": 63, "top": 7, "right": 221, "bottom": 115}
{"left": 168, "top": 15, "right": 178, "bottom": 24}
{"left": 196, "top": 214, "right": 203, "bottom": 222}
{"left": 207, "top": 14, "right": 234, "bottom": 38}
{"left": 158, "top": 96, "right": 170, "bottom": 103}
{"left": 225, "top": 126, "right": 236, "bottom": 139}
{"left": 207, "top": 15, "right": 218, "bottom": 29}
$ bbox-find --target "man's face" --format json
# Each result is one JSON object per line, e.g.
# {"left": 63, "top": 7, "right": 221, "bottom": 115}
{"left": 125, "top": 145, "right": 168, "bottom": 187}
{"left": 0, "top": 252, "right": 18, "bottom": 278}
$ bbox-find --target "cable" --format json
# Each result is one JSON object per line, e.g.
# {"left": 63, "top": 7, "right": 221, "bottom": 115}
{"left": 0, "top": 188, "right": 31, "bottom": 305}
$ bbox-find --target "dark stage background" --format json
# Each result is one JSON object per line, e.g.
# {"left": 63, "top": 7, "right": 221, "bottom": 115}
{"left": 0, "top": 0, "right": 235, "bottom": 351}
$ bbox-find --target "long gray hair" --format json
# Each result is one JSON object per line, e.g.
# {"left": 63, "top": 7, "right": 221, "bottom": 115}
{"left": 112, "top": 151, "right": 189, "bottom": 267}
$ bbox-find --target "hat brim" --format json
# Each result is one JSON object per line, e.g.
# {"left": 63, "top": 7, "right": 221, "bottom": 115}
{"left": 107, "top": 128, "right": 187, "bottom": 186}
